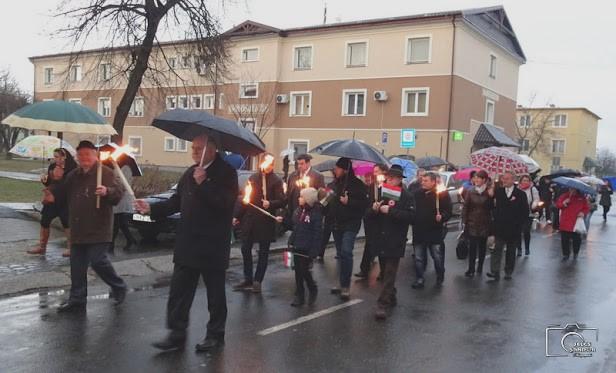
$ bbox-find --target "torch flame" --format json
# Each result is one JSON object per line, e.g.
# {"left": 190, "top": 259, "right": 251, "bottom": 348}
{"left": 283, "top": 182, "right": 288, "bottom": 194}
{"left": 376, "top": 174, "right": 386, "bottom": 184}
{"left": 243, "top": 182, "right": 253, "bottom": 204}
{"left": 296, "top": 175, "right": 310, "bottom": 188}
{"left": 110, "top": 144, "right": 136, "bottom": 161}
{"left": 436, "top": 183, "right": 447, "bottom": 194}
{"left": 99, "top": 151, "right": 111, "bottom": 161}
{"left": 260, "top": 154, "right": 275, "bottom": 171}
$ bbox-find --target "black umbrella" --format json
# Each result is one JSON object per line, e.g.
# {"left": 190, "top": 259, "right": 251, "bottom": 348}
{"left": 152, "top": 109, "right": 266, "bottom": 156}
{"left": 97, "top": 143, "right": 142, "bottom": 176}
{"left": 313, "top": 159, "right": 338, "bottom": 173}
{"left": 416, "top": 156, "right": 447, "bottom": 169}
{"left": 309, "top": 139, "right": 390, "bottom": 165}
{"left": 546, "top": 168, "right": 582, "bottom": 179}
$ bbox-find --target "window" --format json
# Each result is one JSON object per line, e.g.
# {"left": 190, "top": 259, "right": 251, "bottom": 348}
{"left": 69, "top": 65, "right": 82, "bottom": 82}
{"left": 68, "top": 98, "right": 82, "bottom": 105}
{"left": 166, "top": 96, "right": 177, "bottom": 110}
{"left": 99, "top": 63, "right": 112, "bottom": 81}
{"left": 552, "top": 139, "right": 566, "bottom": 153}
{"left": 178, "top": 95, "right": 189, "bottom": 109}
{"left": 551, "top": 157, "right": 561, "bottom": 172}
{"left": 489, "top": 54, "right": 497, "bottom": 79}
{"left": 519, "top": 114, "right": 531, "bottom": 128}
{"left": 342, "top": 90, "right": 366, "bottom": 116}
{"left": 128, "top": 136, "right": 142, "bottom": 156}
{"left": 290, "top": 91, "right": 312, "bottom": 116}
{"left": 176, "top": 139, "right": 188, "bottom": 152}
{"left": 485, "top": 99, "right": 495, "bottom": 124}
{"left": 553, "top": 114, "right": 567, "bottom": 128}
{"left": 401, "top": 88, "right": 429, "bottom": 116}
{"left": 240, "top": 119, "right": 256, "bottom": 132}
{"left": 520, "top": 139, "right": 530, "bottom": 152}
{"left": 293, "top": 46, "right": 313, "bottom": 70}
{"left": 346, "top": 41, "right": 367, "bottom": 67}
{"left": 406, "top": 37, "right": 431, "bottom": 64}
{"left": 98, "top": 97, "right": 111, "bottom": 117}
{"left": 129, "top": 97, "right": 144, "bottom": 117}
{"left": 289, "top": 140, "right": 309, "bottom": 161}
{"left": 240, "top": 83, "right": 258, "bottom": 99}
{"left": 44, "top": 67, "right": 53, "bottom": 84}
{"left": 164, "top": 137, "right": 176, "bottom": 152}
{"left": 241, "top": 47, "right": 259, "bottom": 62}
{"left": 168, "top": 57, "right": 177, "bottom": 69}
{"left": 180, "top": 55, "right": 192, "bottom": 69}
{"left": 203, "top": 94, "right": 215, "bottom": 109}
{"left": 190, "top": 95, "right": 202, "bottom": 109}
{"left": 218, "top": 93, "right": 225, "bottom": 109}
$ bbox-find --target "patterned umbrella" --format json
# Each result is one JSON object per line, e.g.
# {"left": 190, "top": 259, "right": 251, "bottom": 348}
{"left": 10, "top": 135, "right": 75, "bottom": 159}
{"left": 470, "top": 147, "right": 528, "bottom": 176}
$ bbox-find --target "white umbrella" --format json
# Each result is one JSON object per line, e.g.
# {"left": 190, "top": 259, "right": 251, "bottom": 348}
{"left": 518, "top": 154, "right": 541, "bottom": 173}
{"left": 580, "top": 176, "right": 605, "bottom": 186}
{"left": 10, "top": 135, "right": 76, "bottom": 159}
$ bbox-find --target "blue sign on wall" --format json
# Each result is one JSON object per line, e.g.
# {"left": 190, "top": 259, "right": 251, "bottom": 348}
{"left": 400, "top": 129, "right": 416, "bottom": 149}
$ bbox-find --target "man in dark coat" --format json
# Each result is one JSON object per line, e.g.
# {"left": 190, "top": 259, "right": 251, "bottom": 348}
{"left": 135, "top": 134, "right": 238, "bottom": 352}
{"left": 411, "top": 172, "right": 452, "bottom": 289}
{"left": 317, "top": 177, "right": 336, "bottom": 262}
{"left": 367, "top": 165, "right": 413, "bottom": 319}
{"left": 330, "top": 157, "right": 369, "bottom": 300}
{"left": 233, "top": 154, "right": 285, "bottom": 293}
{"left": 487, "top": 171, "right": 529, "bottom": 281}
{"left": 285, "top": 154, "right": 325, "bottom": 229}
{"left": 44, "top": 140, "right": 127, "bottom": 312}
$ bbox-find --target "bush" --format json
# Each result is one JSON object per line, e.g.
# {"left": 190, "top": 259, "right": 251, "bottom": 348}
{"left": 131, "top": 167, "right": 182, "bottom": 198}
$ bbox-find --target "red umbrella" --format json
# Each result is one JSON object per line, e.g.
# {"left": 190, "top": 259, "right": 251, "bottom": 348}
{"left": 454, "top": 167, "right": 481, "bottom": 181}
{"left": 470, "top": 147, "right": 528, "bottom": 176}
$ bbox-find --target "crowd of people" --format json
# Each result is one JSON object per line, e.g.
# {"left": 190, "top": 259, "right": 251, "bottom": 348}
{"left": 29, "top": 136, "right": 613, "bottom": 353}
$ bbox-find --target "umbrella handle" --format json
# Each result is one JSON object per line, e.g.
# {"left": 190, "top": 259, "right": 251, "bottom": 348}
{"left": 199, "top": 143, "right": 208, "bottom": 168}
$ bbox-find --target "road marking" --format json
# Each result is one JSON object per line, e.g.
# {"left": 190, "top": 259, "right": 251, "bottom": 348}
{"left": 257, "top": 299, "right": 364, "bottom": 336}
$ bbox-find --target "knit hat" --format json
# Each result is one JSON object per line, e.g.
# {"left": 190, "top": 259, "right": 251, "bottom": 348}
{"left": 335, "top": 157, "right": 352, "bottom": 170}
{"left": 300, "top": 187, "right": 319, "bottom": 207}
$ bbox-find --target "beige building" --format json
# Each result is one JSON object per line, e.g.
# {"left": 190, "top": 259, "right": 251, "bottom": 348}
{"left": 30, "top": 6, "right": 525, "bottom": 169}
{"left": 516, "top": 107, "right": 601, "bottom": 173}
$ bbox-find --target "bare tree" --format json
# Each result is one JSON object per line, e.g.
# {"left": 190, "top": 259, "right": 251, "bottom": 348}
{"left": 596, "top": 148, "right": 616, "bottom": 177}
{"left": 55, "top": 0, "right": 231, "bottom": 142}
{"left": 515, "top": 95, "right": 557, "bottom": 158}
{"left": 0, "top": 69, "right": 31, "bottom": 158}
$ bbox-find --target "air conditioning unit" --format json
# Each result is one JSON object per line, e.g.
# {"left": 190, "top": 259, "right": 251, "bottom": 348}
{"left": 276, "top": 94, "right": 289, "bottom": 104}
{"left": 374, "top": 91, "right": 388, "bottom": 101}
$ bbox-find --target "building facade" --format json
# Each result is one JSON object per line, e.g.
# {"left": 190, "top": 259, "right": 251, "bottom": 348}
{"left": 30, "top": 6, "right": 525, "bottom": 169}
{"left": 516, "top": 107, "right": 601, "bottom": 173}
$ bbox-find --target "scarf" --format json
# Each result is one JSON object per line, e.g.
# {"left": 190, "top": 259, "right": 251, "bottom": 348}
{"left": 474, "top": 184, "right": 487, "bottom": 194}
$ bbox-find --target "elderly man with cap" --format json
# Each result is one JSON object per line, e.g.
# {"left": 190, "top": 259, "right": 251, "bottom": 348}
{"left": 367, "top": 165, "right": 413, "bottom": 319}
{"left": 43, "top": 140, "right": 128, "bottom": 312}
{"left": 329, "top": 157, "right": 369, "bottom": 300}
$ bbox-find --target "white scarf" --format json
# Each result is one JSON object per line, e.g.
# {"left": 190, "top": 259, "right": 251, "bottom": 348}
{"left": 474, "top": 184, "right": 487, "bottom": 194}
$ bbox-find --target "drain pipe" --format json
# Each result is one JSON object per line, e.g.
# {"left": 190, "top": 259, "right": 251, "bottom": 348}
{"left": 445, "top": 15, "right": 457, "bottom": 162}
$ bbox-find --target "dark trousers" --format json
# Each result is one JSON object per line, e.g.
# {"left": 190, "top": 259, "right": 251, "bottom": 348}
{"left": 518, "top": 217, "right": 533, "bottom": 253}
{"left": 377, "top": 258, "right": 400, "bottom": 308}
{"left": 69, "top": 243, "right": 127, "bottom": 304}
{"left": 539, "top": 203, "right": 552, "bottom": 222}
{"left": 467, "top": 235, "right": 487, "bottom": 273}
{"left": 318, "top": 219, "right": 334, "bottom": 257}
{"left": 414, "top": 242, "right": 444, "bottom": 281}
{"left": 561, "top": 231, "right": 582, "bottom": 257}
{"left": 294, "top": 255, "right": 316, "bottom": 298}
{"left": 240, "top": 239, "right": 271, "bottom": 283}
{"left": 166, "top": 264, "right": 227, "bottom": 340}
{"left": 112, "top": 213, "right": 136, "bottom": 246}
{"left": 603, "top": 205, "right": 611, "bottom": 220}
{"left": 490, "top": 236, "right": 517, "bottom": 276}
{"left": 333, "top": 230, "right": 358, "bottom": 288}
{"left": 552, "top": 206, "right": 560, "bottom": 230}
{"left": 359, "top": 239, "right": 383, "bottom": 275}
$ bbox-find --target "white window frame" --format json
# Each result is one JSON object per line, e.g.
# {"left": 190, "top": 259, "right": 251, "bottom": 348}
{"left": 405, "top": 35, "right": 432, "bottom": 64}
{"left": 484, "top": 99, "right": 496, "bottom": 124}
{"left": 69, "top": 64, "right": 82, "bottom": 82}
{"left": 128, "top": 136, "right": 143, "bottom": 157}
{"left": 289, "top": 91, "right": 312, "bottom": 117}
{"left": 190, "top": 94, "right": 202, "bottom": 109}
{"left": 519, "top": 114, "right": 531, "bottom": 128}
{"left": 401, "top": 87, "right": 430, "bottom": 117}
{"left": 552, "top": 139, "right": 566, "bottom": 154}
{"left": 239, "top": 82, "right": 259, "bottom": 99}
{"left": 99, "top": 62, "right": 112, "bottom": 81}
{"left": 43, "top": 67, "right": 54, "bottom": 85}
{"left": 164, "top": 137, "right": 176, "bottom": 152}
{"left": 203, "top": 94, "right": 215, "bottom": 109}
{"left": 489, "top": 53, "right": 497, "bottom": 79}
{"left": 218, "top": 93, "right": 225, "bottom": 109}
{"left": 68, "top": 98, "right": 82, "bottom": 105}
{"left": 176, "top": 139, "right": 188, "bottom": 153}
{"left": 166, "top": 96, "right": 177, "bottom": 110}
{"left": 167, "top": 56, "right": 177, "bottom": 69}
{"left": 128, "top": 96, "right": 144, "bottom": 117}
{"left": 345, "top": 40, "right": 368, "bottom": 67}
{"left": 292, "top": 45, "right": 314, "bottom": 71}
{"left": 240, "top": 118, "right": 257, "bottom": 132}
{"left": 180, "top": 55, "right": 192, "bottom": 69}
{"left": 520, "top": 139, "right": 530, "bottom": 152}
{"left": 288, "top": 139, "right": 310, "bottom": 160}
{"left": 553, "top": 114, "right": 568, "bottom": 128}
{"left": 97, "top": 97, "right": 111, "bottom": 118}
{"left": 241, "top": 47, "right": 260, "bottom": 63}
{"left": 342, "top": 89, "right": 367, "bottom": 117}
{"left": 178, "top": 95, "right": 189, "bottom": 109}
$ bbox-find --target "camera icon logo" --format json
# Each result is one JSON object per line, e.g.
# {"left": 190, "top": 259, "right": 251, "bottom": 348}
{"left": 545, "top": 323, "right": 598, "bottom": 358}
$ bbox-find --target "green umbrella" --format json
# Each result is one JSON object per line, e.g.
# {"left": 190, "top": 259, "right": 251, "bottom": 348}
{"left": 2, "top": 100, "right": 117, "bottom": 135}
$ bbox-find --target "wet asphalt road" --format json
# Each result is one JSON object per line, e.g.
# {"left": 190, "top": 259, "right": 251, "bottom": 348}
{"left": 2, "top": 216, "right": 616, "bottom": 373}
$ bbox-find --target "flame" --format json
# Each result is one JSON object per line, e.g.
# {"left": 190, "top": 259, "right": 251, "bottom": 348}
{"left": 99, "top": 151, "right": 110, "bottom": 161}
{"left": 283, "top": 182, "right": 288, "bottom": 194}
{"left": 110, "top": 144, "right": 136, "bottom": 161}
{"left": 376, "top": 174, "right": 386, "bottom": 184}
{"left": 436, "top": 183, "right": 447, "bottom": 194}
{"left": 458, "top": 187, "right": 464, "bottom": 195}
{"left": 260, "top": 154, "right": 275, "bottom": 171}
{"left": 243, "top": 182, "right": 253, "bottom": 204}
{"left": 538, "top": 201, "right": 545, "bottom": 207}
{"left": 296, "top": 175, "right": 310, "bottom": 188}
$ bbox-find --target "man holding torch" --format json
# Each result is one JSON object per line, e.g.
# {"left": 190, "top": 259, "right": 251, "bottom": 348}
{"left": 134, "top": 134, "right": 238, "bottom": 353}
{"left": 285, "top": 154, "right": 325, "bottom": 230}
{"left": 233, "top": 153, "right": 285, "bottom": 293}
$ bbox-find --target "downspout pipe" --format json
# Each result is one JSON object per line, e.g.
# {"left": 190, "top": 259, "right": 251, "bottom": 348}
{"left": 445, "top": 15, "right": 456, "bottom": 162}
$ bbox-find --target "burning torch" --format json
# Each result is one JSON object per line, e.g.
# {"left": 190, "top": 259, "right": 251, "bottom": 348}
{"left": 243, "top": 181, "right": 278, "bottom": 221}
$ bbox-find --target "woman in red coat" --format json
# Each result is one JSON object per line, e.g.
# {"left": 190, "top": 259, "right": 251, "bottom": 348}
{"left": 555, "top": 188, "right": 590, "bottom": 260}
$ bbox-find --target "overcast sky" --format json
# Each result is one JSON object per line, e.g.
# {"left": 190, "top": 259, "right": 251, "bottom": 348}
{"left": 2, "top": 0, "right": 614, "bottom": 151}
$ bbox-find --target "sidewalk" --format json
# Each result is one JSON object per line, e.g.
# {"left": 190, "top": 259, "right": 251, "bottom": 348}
{"left": 0, "top": 171, "right": 40, "bottom": 182}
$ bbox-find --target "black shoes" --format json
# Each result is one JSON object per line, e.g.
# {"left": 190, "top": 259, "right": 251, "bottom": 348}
{"left": 152, "top": 332, "right": 186, "bottom": 351}
{"left": 504, "top": 274, "right": 513, "bottom": 280}
{"left": 465, "top": 271, "right": 475, "bottom": 278}
{"left": 57, "top": 301, "right": 86, "bottom": 313}
{"left": 562, "top": 256, "right": 570, "bottom": 261}
{"left": 291, "top": 296, "right": 305, "bottom": 307}
{"left": 110, "top": 288, "right": 127, "bottom": 305}
{"left": 195, "top": 336, "right": 224, "bottom": 353}
{"left": 486, "top": 272, "right": 500, "bottom": 281}
{"left": 330, "top": 287, "right": 341, "bottom": 295}
{"left": 411, "top": 280, "right": 424, "bottom": 289}
{"left": 525, "top": 249, "right": 530, "bottom": 256}
{"left": 233, "top": 281, "right": 253, "bottom": 291}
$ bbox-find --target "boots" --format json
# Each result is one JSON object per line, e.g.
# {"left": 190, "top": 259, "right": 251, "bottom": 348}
{"left": 62, "top": 228, "right": 71, "bottom": 258}
{"left": 27, "top": 228, "right": 50, "bottom": 255}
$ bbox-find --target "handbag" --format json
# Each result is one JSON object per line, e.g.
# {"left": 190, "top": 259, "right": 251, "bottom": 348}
{"left": 574, "top": 216, "right": 587, "bottom": 235}
{"left": 455, "top": 231, "right": 469, "bottom": 260}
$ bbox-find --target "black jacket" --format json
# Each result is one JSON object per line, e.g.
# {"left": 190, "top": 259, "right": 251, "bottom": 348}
{"left": 599, "top": 185, "right": 613, "bottom": 207}
{"left": 363, "top": 182, "right": 381, "bottom": 248}
{"left": 412, "top": 188, "right": 452, "bottom": 244}
{"left": 286, "top": 168, "right": 325, "bottom": 224}
{"left": 367, "top": 188, "right": 413, "bottom": 258}
{"left": 151, "top": 154, "right": 238, "bottom": 270}
{"left": 492, "top": 186, "right": 529, "bottom": 240}
{"left": 234, "top": 171, "right": 285, "bottom": 243}
{"left": 289, "top": 204, "right": 323, "bottom": 258}
{"left": 331, "top": 173, "right": 369, "bottom": 233}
